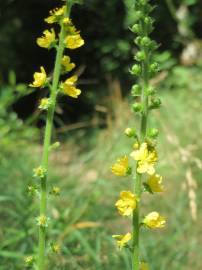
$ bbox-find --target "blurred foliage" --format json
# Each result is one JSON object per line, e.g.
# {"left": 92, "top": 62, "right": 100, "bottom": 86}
{"left": 0, "top": 70, "right": 37, "bottom": 152}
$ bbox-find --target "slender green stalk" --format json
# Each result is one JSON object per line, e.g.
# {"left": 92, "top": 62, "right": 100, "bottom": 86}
{"left": 112, "top": 1, "right": 165, "bottom": 269}
{"left": 37, "top": 3, "right": 72, "bottom": 270}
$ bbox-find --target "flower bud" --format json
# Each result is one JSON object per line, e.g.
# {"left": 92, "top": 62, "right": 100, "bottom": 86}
{"left": 132, "top": 24, "right": 141, "bottom": 34}
{"left": 132, "top": 103, "right": 143, "bottom": 113}
{"left": 140, "top": 36, "right": 151, "bottom": 47}
{"left": 131, "top": 64, "right": 141, "bottom": 75}
{"left": 150, "top": 97, "right": 162, "bottom": 109}
{"left": 149, "top": 62, "right": 159, "bottom": 74}
{"left": 51, "top": 243, "right": 61, "bottom": 254}
{"left": 131, "top": 84, "right": 141, "bottom": 96}
{"left": 136, "top": 10, "right": 144, "bottom": 20}
{"left": 144, "top": 16, "right": 154, "bottom": 33}
{"left": 134, "top": 37, "right": 142, "bottom": 46}
{"left": 135, "top": 51, "right": 146, "bottom": 62}
{"left": 124, "top": 128, "right": 137, "bottom": 138}
{"left": 148, "top": 128, "right": 159, "bottom": 138}
{"left": 24, "top": 256, "right": 34, "bottom": 267}
{"left": 146, "top": 86, "right": 156, "bottom": 96}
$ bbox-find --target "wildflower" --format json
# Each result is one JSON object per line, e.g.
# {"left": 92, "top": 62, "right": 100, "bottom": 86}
{"left": 37, "top": 29, "right": 56, "bottom": 48}
{"left": 39, "top": 98, "right": 52, "bottom": 110}
{"left": 24, "top": 255, "right": 34, "bottom": 266}
{"left": 45, "top": 5, "right": 66, "bottom": 24}
{"left": 36, "top": 215, "right": 49, "bottom": 228}
{"left": 124, "top": 128, "right": 136, "bottom": 137}
{"left": 115, "top": 191, "right": 137, "bottom": 216}
{"left": 33, "top": 166, "right": 47, "bottom": 179}
{"left": 64, "top": 33, "right": 84, "bottom": 49}
{"left": 60, "top": 75, "right": 81, "bottom": 98}
{"left": 51, "top": 243, "right": 61, "bottom": 253}
{"left": 50, "top": 186, "right": 60, "bottom": 196}
{"left": 111, "top": 156, "right": 130, "bottom": 176}
{"left": 147, "top": 174, "right": 164, "bottom": 193}
{"left": 112, "top": 233, "right": 132, "bottom": 250}
{"left": 29, "top": 66, "right": 47, "bottom": 88}
{"left": 130, "top": 142, "right": 157, "bottom": 175}
{"left": 61, "top": 55, "right": 75, "bottom": 72}
{"left": 140, "top": 262, "right": 149, "bottom": 270}
{"left": 143, "top": 212, "right": 166, "bottom": 229}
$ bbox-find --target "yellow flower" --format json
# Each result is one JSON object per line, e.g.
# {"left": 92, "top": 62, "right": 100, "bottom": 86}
{"left": 143, "top": 212, "right": 166, "bottom": 229}
{"left": 65, "top": 34, "right": 84, "bottom": 49}
{"left": 30, "top": 66, "right": 47, "bottom": 88}
{"left": 115, "top": 191, "right": 137, "bottom": 216}
{"left": 111, "top": 156, "right": 129, "bottom": 176}
{"left": 140, "top": 262, "right": 149, "bottom": 270}
{"left": 37, "top": 29, "right": 56, "bottom": 48}
{"left": 112, "top": 233, "right": 132, "bottom": 250}
{"left": 61, "top": 55, "right": 76, "bottom": 72}
{"left": 130, "top": 142, "right": 157, "bottom": 175}
{"left": 147, "top": 174, "right": 164, "bottom": 193}
{"left": 60, "top": 75, "right": 81, "bottom": 98}
{"left": 45, "top": 5, "right": 66, "bottom": 24}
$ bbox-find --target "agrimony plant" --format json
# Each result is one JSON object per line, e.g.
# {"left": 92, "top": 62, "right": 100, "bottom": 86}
{"left": 112, "top": 1, "right": 166, "bottom": 269}
{"left": 25, "top": 1, "right": 84, "bottom": 269}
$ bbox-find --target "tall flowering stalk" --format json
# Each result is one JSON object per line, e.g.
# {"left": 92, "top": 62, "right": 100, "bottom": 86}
{"left": 112, "top": 1, "right": 166, "bottom": 269}
{"left": 25, "top": 1, "right": 84, "bottom": 269}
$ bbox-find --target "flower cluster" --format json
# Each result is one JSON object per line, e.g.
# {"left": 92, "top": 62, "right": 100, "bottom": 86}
{"left": 30, "top": 3, "right": 84, "bottom": 100}
{"left": 111, "top": 0, "right": 166, "bottom": 268}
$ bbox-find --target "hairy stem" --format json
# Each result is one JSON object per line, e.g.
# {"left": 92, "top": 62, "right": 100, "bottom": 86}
{"left": 37, "top": 3, "right": 72, "bottom": 270}
{"left": 133, "top": 35, "right": 149, "bottom": 270}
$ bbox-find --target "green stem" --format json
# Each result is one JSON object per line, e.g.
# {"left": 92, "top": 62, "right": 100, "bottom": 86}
{"left": 37, "top": 3, "right": 72, "bottom": 270}
{"left": 133, "top": 48, "right": 149, "bottom": 270}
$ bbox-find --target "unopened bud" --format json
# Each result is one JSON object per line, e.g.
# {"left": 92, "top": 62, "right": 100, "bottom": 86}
{"left": 132, "top": 103, "right": 143, "bottom": 113}
{"left": 131, "top": 84, "right": 141, "bottom": 96}
{"left": 124, "top": 128, "right": 136, "bottom": 138}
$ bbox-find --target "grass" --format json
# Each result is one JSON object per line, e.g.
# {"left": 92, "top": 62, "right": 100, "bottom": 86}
{"left": 0, "top": 66, "right": 202, "bottom": 269}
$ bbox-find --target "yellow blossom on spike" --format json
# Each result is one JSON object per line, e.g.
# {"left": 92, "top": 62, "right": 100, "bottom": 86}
{"left": 45, "top": 5, "right": 66, "bottom": 24}
{"left": 111, "top": 156, "right": 129, "bottom": 176}
{"left": 61, "top": 55, "right": 76, "bottom": 72}
{"left": 112, "top": 233, "right": 132, "bottom": 250}
{"left": 65, "top": 34, "right": 84, "bottom": 49}
{"left": 143, "top": 212, "right": 166, "bottom": 229}
{"left": 130, "top": 142, "right": 157, "bottom": 175}
{"left": 147, "top": 174, "right": 164, "bottom": 192}
{"left": 60, "top": 75, "right": 81, "bottom": 98}
{"left": 37, "top": 29, "right": 56, "bottom": 48}
{"left": 140, "top": 262, "right": 149, "bottom": 270}
{"left": 115, "top": 191, "right": 137, "bottom": 216}
{"left": 30, "top": 67, "right": 47, "bottom": 88}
